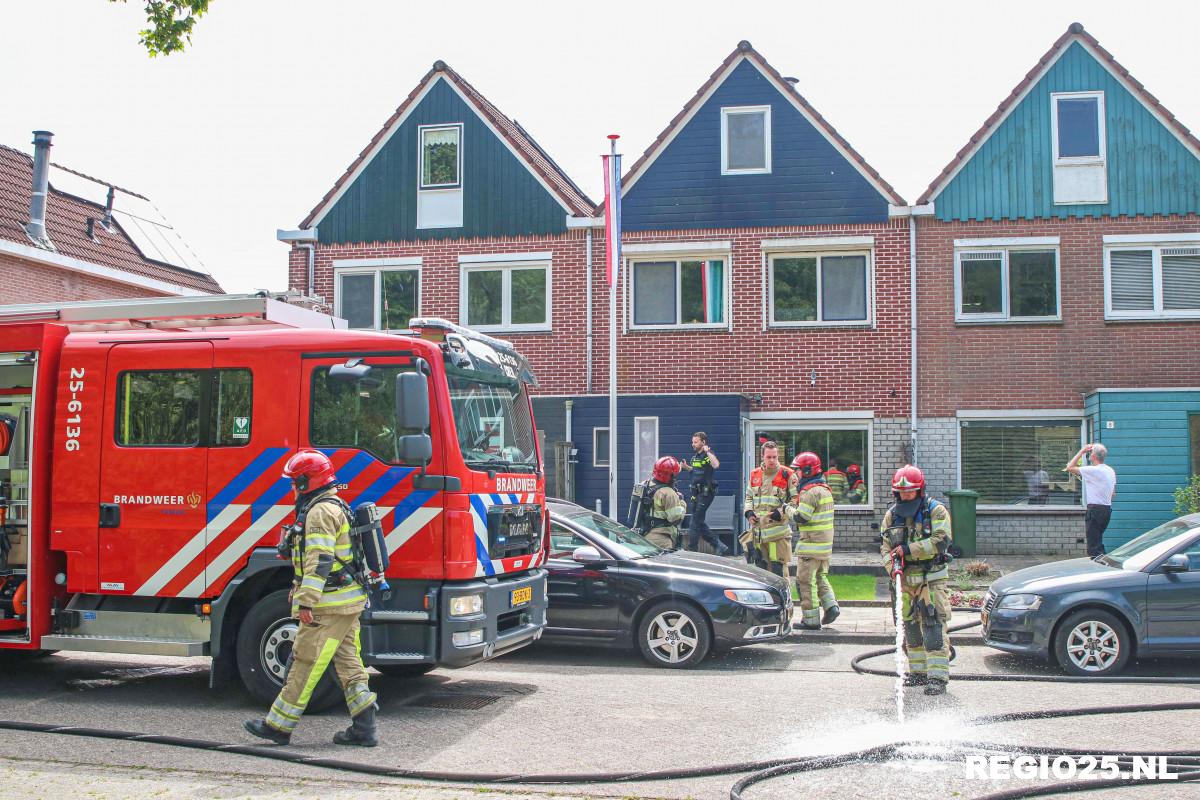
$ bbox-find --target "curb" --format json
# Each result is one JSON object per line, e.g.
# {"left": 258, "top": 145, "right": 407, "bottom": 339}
{"left": 784, "top": 630, "right": 987, "bottom": 647}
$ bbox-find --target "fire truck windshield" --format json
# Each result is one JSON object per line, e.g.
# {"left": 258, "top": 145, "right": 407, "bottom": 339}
{"left": 446, "top": 368, "right": 538, "bottom": 473}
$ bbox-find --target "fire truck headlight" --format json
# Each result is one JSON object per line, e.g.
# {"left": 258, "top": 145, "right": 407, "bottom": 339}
{"left": 452, "top": 629, "right": 485, "bottom": 647}
{"left": 449, "top": 594, "right": 484, "bottom": 617}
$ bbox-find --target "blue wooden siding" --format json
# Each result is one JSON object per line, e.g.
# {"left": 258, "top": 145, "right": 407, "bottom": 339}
{"left": 565, "top": 395, "right": 745, "bottom": 527}
{"left": 622, "top": 60, "right": 890, "bottom": 231}
{"left": 318, "top": 78, "right": 568, "bottom": 243}
{"left": 1088, "top": 390, "right": 1200, "bottom": 546}
{"left": 936, "top": 42, "right": 1200, "bottom": 221}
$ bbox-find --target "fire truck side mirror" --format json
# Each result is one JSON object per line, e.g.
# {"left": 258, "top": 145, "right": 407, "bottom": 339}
{"left": 397, "top": 434, "right": 433, "bottom": 467}
{"left": 395, "top": 371, "right": 430, "bottom": 431}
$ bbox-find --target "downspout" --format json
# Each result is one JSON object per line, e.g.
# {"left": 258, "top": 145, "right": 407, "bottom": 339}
{"left": 909, "top": 214, "right": 918, "bottom": 464}
{"left": 299, "top": 243, "right": 316, "bottom": 299}
{"left": 585, "top": 228, "right": 593, "bottom": 393}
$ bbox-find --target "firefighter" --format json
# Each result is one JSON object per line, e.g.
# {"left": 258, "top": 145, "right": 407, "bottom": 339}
{"left": 743, "top": 441, "right": 795, "bottom": 589}
{"left": 788, "top": 452, "right": 838, "bottom": 630}
{"left": 245, "top": 450, "right": 380, "bottom": 746}
{"left": 845, "top": 463, "right": 867, "bottom": 505}
{"left": 680, "top": 432, "right": 730, "bottom": 556}
{"left": 880, "top": 464, "right": 953, "bottom": 696}
{"left": 824, "top": 458, "right": 849, "bottom": 504}
{"left": 644, "top": 457, "right": 686, "bottom": 550}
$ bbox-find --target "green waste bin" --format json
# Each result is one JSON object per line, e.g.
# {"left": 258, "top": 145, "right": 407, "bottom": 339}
{"left": 946, "top": 489, "right": 979, "bottom": 558}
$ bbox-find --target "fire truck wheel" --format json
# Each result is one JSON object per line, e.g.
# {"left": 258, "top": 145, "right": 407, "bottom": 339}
{"left": 236, "top": 589, "right": 342, "bottom": 712}
{"left": 636, "top": 600, "right": 712, "bottom": 668}
{"left": 373, "top": 664, "right": 436, "bottom": 678}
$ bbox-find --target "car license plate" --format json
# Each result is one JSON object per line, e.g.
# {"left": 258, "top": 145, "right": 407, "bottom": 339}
{"left": 510, "top": 586, "right": 532, "bottom": 607}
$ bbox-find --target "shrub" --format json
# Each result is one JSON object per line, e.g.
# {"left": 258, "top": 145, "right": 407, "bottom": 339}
{"left": 964, "top": 560, "right": 992, "bottom": 578}
{"left": 1175, "top": 475, "right": 1200, "bottom": 515}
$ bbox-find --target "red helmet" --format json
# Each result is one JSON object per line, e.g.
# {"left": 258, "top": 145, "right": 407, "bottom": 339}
{"left": 283, "top": 449, "right": 338, "bottom": 493}
{"left": 891, "top": 464, "right": 925, "bottom": 492}
{"left": 791, "top": 451, "right": 822, "bottom": 479}
{"left": 847, "top": 463, "right": 862, "bottom": 480}
{"left": 652, "top": 456, "right": 681, "bottom": 483}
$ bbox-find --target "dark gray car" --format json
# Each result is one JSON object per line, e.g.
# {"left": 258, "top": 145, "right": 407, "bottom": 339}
{"left": 982, "top": 513, "right": 1200, "bottom": 676}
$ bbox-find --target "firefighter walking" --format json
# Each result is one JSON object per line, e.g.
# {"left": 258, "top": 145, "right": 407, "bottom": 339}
{"left": 743, "top": 441, "right": 795, "bottom": 589}
{"left": 643, "top": 457, "right": 686, "bottom": 550}
{"left": 788, "top": 452, "right": 839, "bottom": 630}
{"left": 245, "top": 450, "right": 380, "bottom": 746}
{"left": 880, "top": 464, "right": 954, "bottom": 696}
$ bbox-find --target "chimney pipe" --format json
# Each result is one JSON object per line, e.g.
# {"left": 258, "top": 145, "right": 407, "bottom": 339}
{"left": 25, "top": 130, "right": 54, "bottom": 247}
{"left": 103, "top": 185, "right": 115, "bottom": 229}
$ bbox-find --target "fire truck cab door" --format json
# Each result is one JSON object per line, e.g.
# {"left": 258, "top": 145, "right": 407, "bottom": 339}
{"left": 99, "top": 342, "right": 212, "bottom": 597}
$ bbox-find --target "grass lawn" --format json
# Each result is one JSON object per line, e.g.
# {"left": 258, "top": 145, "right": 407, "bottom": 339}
{"left": 791, "top": 573, "right": 878, "bottom": 601}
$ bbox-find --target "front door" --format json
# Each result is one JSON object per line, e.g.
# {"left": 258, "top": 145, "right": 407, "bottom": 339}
{"left": 1145, "top": 538, "right": 1200, "bottom": 651}
{"left": 545, "top": 523, "right": 618, "bottom": 637}
{"left": 99, "top": 342, "right": 212, "bottom": 596}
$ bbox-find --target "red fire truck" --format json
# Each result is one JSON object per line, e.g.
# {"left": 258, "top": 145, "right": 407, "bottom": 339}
{"left": 0, "top": 295, "right": 548, "bottom": 708}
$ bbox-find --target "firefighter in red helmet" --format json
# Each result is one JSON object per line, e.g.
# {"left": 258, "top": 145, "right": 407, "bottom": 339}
{"left": 245, "top": 449, "right": 380, "bottom": 746}
{"left": 879, "top": 464, "right": 954, "bottom": 696}
{"left": 788, "top": 452, "right": 839, "bottom": 630}
{"left": 639, "top": 456, "right": 686, "bottom": 550}
{"left": 845, "top": 463, "right": 867, "bottom": 505}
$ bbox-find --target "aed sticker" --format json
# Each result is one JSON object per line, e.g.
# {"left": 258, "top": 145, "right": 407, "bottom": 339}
{"left": 83, "top": 611, "right": 97, "bottom": 621}
{"left": 100, "top": 582, "right": 125, "bottom": 591}
{"left": 232, "top": 417, "right": 250, "bottom": 439}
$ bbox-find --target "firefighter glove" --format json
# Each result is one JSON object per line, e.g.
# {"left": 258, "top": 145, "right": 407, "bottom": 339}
{"left": 768, "top": 509, "right": 783, "bottom": 523}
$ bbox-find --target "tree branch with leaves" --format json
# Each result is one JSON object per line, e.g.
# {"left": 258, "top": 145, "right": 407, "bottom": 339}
{"left": 110, "top": 0, "right": 211, "bottom": 57}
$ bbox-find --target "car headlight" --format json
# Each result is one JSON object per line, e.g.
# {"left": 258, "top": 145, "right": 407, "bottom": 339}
{"left": 724, "top": 589, "right": 775, "bottom": 606}
{"left": 449, "top": 594, "right": 484, "bottom": 616}
{"left": 997, "top": 593, "right": 1042, "bottom": 610}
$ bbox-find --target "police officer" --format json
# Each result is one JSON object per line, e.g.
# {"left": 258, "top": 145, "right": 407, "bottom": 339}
{"left": 824, "top": 458, "right": 849, "bottom": 504}
{"left": 788, "top": 452, "right": 839, "bottom": 630}
{"left": 680, "top": 432, "right": 729, "bottom": 556}
{"left": 245, "top": 450, "right": 380, "bottom": 746}
{"left": 880, "top": 465, "right": 954, "bottom": 696}
{"left": 743, "top": 441, "right": 795, "bottom": 590}
{"left": 845, "top": 463, "right": 867, "bottom": 505}
{"left": 643, "top": 456, "right": 686, "bottom": 550}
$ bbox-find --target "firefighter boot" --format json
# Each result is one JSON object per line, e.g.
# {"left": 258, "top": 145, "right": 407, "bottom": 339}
{"left": 333, "top": 703, "right": 378, "bottom": 747}
{"left": 822, "top": 605, "right": 841, "bottom": 625}
{"left": 902, "top": 673, "right": 927, "bottom": 687}
{"left": 924, "top": 679, "right": 948, "bottom": 696}
{"left": 244, "top": 719, "right": 291, "bottom": 745}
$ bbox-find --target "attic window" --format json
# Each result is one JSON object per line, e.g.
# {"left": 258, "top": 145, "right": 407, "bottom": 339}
{"left": 1052, "top": 92, "right": 1104, "bottom": 164}
{"left": 420, "top": 124, "right": 462, "bottom": 189}
{"left": 721, "top": 106, "right": 771, "bottom": 175}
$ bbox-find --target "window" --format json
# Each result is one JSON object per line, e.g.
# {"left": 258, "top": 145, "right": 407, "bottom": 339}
{"left": 1190, "top": 414, "right": 1200, "bottom": 480}
{"left": 753, "top": 424, "right": 870, "bottom": 506}
{"left": 419, "top": 124, "right": 462, "bottom": 189}
{"left": 634, "top": 417, "right": 658, "bottom": 484}
{"left": 309, "top": 364, "right": 420, "bottom": 463}
{"left": 335, "top": 263, "right": 420, "bottom": 330}
{"left": 116, "top": 368, "right": 252, "bottom": 447}
{"left": 771, "top": 253, "right": 870, "bottom": 324}
{"left": 956, "top": 247, "right": 1059, "bottom": 321}
{"left": 1052, "top": 92, "right": 1104, "bottom": 163}
{"left": 462, "top": 262, "right": 550, "bottom": 332}
{"left": 593, "top": 427, "right": 610, "bottom": 468}
{"left": 1107, "top": 245, "right": 1200, "bottom": 319}
{"left": 631, "top": 258, "right": 726, "bottom": 328}
{"left": 549, "top": 524, "right": 589, "bottom": 559}
{"left": 721, "top": 106, "right": 771, "bottom": 174}
{"left": 958, "top": 418, "right": 1083, "bottom": 506}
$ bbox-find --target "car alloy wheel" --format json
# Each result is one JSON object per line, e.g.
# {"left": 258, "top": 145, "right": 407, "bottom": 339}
{"left": 635, "top": 600, "right": 712, "bottom": 668}
{"left": 1065, "top": 619, "right": 1121, "bottom": 672}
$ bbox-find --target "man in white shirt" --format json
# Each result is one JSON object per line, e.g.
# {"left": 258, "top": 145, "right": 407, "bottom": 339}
{"left": 1066, "top": 443, "right": 1117, "bottom": 557}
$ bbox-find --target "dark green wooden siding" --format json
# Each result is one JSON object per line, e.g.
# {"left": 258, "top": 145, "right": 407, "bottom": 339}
{"left": 936, "top": 43, "right": 1200, "bottom": 221}
{"left": 318, "top": 78, "right": 569, "bottom": 242}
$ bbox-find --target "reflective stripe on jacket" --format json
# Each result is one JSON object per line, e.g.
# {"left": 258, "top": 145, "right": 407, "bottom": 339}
{"left": 791, "top": 482, "right": 835, "bottom": 558}
{"left": 291, "top": 491, "right": 366, "bottom": 615}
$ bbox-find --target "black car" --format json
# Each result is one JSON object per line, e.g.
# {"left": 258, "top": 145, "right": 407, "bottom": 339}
{"left": 543, "top": 500, "right": 792, "bottom": 668}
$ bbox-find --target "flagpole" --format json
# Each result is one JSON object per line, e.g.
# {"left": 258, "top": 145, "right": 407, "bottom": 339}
{"left": 605, "top": 135, "right": 620, "bottom": 519}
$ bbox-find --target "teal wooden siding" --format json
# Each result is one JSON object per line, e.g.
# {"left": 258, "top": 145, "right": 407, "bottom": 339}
{"left": 936, "top": 42, "right": 1200, "bottom": 221}
{"left": 1089, "top": 389, "right": 1200, "bottom": 546}
{"left": 318, "top": 78, "right": 569, "bottom": 242}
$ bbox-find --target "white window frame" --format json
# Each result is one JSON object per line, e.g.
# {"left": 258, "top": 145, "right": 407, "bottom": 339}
{"left": 332, "top": 258, "right": 422, "bottom": 330}
{"left": 593, "top": 427, "right": 610, "bottom": 468}
{"left": 459, "top": 256, "right": 552, "bottom": 333}
{"left": 633, "top": 417, "right": 659, "bottom": 483}
{"left": 1104, "top": 239, "right": 1200, "bottom": 321}
{"left": 767, "top": 249, "right": 875, "bottom": 327}
{"left": 418, "top": 123, "right": 463, "bottom": 190}
{"left": 955, "top": 410, "right": 1085, "bottom": 511}
{"left": 1051, "top": 91, "right": 1106, "bottom": 166}
{"left": 953, "top": 241, "right": 1061, "bottom": 323}
{"left": 720, "top": 105, "right": 772, "bottom": 175}
{"left": 746, "top": 415, "right": 874, "bottom": 511}
{"left": 626, "top": 248, "right": 732, "bottom": 331}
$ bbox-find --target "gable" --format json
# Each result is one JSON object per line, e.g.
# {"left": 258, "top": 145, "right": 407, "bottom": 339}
{"left": 934, "top": 41, "right": 1200, "bottom": 221}
{"left": 621, "top": 59, "right": 892, "bottom": 232}
{"left": 316, "top": 77, "right": 572, "bottom": 243}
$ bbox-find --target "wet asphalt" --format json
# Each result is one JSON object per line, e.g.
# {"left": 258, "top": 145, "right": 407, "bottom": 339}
{"left": 0, "top": 635, "right": 1197, "bottom": 799}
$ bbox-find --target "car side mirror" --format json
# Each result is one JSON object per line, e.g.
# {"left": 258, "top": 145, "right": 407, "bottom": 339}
{"left": 1162, "top": 553, "right": 1191, "bottom": 573}
{"left": 571, "top": 545, "right": 608, "bottom": 565}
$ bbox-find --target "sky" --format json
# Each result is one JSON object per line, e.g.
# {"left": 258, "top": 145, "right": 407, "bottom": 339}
{"left": 3, "top": 1, "right": 1198, "bottom": 294}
